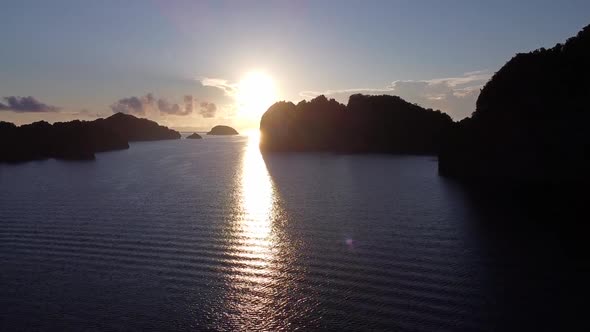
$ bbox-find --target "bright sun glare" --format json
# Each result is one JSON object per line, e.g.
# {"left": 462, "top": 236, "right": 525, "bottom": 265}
{"left": 236, "top": 71, "right": 277, "bottom": 118}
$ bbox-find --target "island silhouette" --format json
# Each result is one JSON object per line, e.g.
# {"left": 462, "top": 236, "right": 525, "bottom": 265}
{"left": 439, "top": 23, "right": 590, "bottom": 184}
{"left": 186, "top": 132, "right": 203, "bottom": 139}
{"left": 261, "top": 23, "right": 590, "bottom": 185}
{"left": 207, "top": 125, "right": 239, "bottom": 135}
{"left": 0, "top": 113, "right": 180, "bottom": 162}
{"left": 260, "top": 94, "right": 452, "bottom": 154}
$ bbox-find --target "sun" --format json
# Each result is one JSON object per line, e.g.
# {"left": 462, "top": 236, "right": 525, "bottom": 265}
{"left": 236, "top": 71, "right": 277, "bottom": 118}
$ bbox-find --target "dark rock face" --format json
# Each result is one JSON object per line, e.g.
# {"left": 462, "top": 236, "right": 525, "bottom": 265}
{"left": 439, "top": 24, "right": 590, "bottom": 184}
{"left": 186, "top": 132, "right": 202, "bottom": 139}
{"left": 260, "top": 94, "right": 452, "bottom": 154}
{"left": 207, "top": 125, "right": 239, "bottom": 135}
{"left": 0, "top": 113, "right": 180, "bottom": 163}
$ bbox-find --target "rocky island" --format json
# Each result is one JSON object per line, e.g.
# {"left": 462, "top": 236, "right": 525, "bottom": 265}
{"left": 186, "top": 133, "right": 202, "bottom": 139}
{"left": 439, "top": 24, "right": 590, "bottom": 184}
{"left": 207, "top": 125, "right": 239, "bottom": 135}
{"left": 0, "top": 113, "right": 181, "bottom": 163}
{"left": 260, "top": 24, "right": 590, "bottom": 186}
{"left": 260, "top": 94, "right": 452, "bottom": 154}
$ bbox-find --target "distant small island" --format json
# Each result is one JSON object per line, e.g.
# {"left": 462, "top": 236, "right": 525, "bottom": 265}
{"left": 0, "top": 112, "right": 180, "bottom": 163}
{"left": 207, "top": 125, "right": 239, "bottom": 135}
{"left": 186, "top": 133, "right": 202, "bottom": 139}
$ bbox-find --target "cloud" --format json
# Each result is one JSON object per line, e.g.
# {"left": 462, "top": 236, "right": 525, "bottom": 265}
{"left": 192, "top": 78, "right": 236, "bottom": 118}
{"left": 0, "top": 96, "right": 60, "bottom": 112}
{"left": 199, "top": 101, "right": 217, "bottom": 118}
{"left": 200, "top": 77, "right": 237, "bottom": 97}
{"left": 426, "top": 70, "right": 491, "bottom": 88}
{"left": 299, "top": 70, "right": 492, "bottom": 120}
{"left": 158, "top": 95, "right": 199, "bottom": 116}
{"left": 157, "top": 98, "right": 183, "bottom": 115}
{"left": 68, "top": 109, "right": 104, "bottom": 119}
{"left": 388, "top": 71, "right": 490, "bottom": 119}
{"left": 110, "top": 93, "right": 156, "bottom": 116}
{"left": 183, "top": 95, "right": 194, "bottom": 115}
{"left": 111, "top": 93, "right": 196, "bottom": 117}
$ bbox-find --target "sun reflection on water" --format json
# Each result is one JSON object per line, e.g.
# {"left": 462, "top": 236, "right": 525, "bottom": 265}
{"left": 240, "top": 131, "right": 274, "bottom": 249}
{"left": 221, "top": 130, "right": 286, "bottom": 330}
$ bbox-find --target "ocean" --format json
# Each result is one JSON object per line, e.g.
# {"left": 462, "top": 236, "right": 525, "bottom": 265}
{"left": 0, "top": 133, "right": 584, "bottom": 331}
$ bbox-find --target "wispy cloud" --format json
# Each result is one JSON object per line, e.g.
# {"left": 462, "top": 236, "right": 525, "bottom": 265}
{"left": 426, "top": 70, "right": 491, "bottom": 87}
{"left": 299, "top": 70, "right": 492, "bottom": 119}
{"left": 68, "top": 109, "right": 105, "bottom": 119}
{"left": 0, "top": 96, "right": 60, "bottom": 112}
{"left": 200, "top": 77, "right": 237, "bottom": 97}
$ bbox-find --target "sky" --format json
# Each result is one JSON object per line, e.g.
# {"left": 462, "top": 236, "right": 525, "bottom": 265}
{"left": 1, "top": 0, "right": 589, "bottom": 130}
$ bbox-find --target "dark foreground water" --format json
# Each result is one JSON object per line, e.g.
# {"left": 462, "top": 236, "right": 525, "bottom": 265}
{"left": 0, "top": 134, "right": 587, "bottom": 331}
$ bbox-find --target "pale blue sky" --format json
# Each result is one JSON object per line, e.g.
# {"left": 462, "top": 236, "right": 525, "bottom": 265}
{"left": 1, "top": 0, "right": 589, "bottom": 128}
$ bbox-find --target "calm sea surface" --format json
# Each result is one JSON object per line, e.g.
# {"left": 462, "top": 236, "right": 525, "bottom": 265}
{"left": 0, "top": 134, "right": 586, "bottom": 331}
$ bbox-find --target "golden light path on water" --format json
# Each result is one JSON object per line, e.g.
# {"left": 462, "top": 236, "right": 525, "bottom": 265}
{"left": 220, "top": 130, "right": 289, "bottom": 330}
